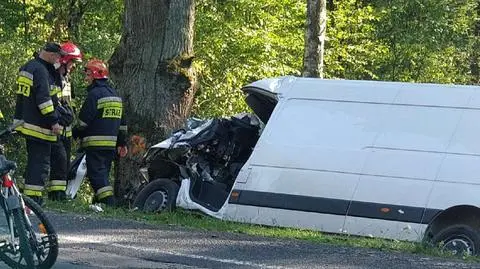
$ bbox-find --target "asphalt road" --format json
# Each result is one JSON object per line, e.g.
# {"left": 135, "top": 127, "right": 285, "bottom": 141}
{"left": 2, "top": 211, "right": 480, "bottom": 269}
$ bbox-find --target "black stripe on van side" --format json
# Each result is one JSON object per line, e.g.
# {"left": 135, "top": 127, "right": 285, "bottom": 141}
{"left": 229, "top": 190, "right": 442, "bottom": 224}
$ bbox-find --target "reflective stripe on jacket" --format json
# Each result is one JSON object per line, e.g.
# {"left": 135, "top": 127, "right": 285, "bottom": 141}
{"left": 76, "top": 79, "right": 127, "bottom": 150}
{"left": 14, "top": 57, "right": 59, "bottom": 142}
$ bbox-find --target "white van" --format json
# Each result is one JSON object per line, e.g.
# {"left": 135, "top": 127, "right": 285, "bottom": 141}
{"left": 134, "top": 76, "right": 480, "bottom": 255}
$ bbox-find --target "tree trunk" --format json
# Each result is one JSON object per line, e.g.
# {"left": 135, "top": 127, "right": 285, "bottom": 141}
{"left": 302, "top": 0, "right": 327, "bottom": 78}
{"left": 109, "top": 0, "right": 197, "bottom": 206}
{"left": 470, "top": 1, "right": 480, "bottom": 84}
{"left": 23, "top": 0, "right": 29, "bottom": 42}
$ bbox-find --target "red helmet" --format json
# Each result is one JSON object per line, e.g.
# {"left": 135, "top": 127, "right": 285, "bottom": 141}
{"left": 59, "top": 41, "right": 82, "bottom": 65}
{"left": 84, "top": 58, "right": 109, "bottom": 79}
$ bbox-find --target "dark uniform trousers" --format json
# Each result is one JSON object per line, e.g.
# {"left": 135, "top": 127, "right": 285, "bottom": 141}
{"left": 75, "top": 78, "right": 127, "bottom": 206}
{"left": 49, "top": 135, "right": 71, "bottom": 195}
{"left": 85, "top": 149, "right": 115, "bottom": 203}
{"left": 24, "top": 138, "right": 51, "bottom": 199}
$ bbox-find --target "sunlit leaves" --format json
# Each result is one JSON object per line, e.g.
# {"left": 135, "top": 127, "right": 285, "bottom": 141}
{"left": 1, "top": 0, "right": 480, "bottom": 121}
{"left": 324, "top": 0, "right": 387, "bottom": 80}
{"left": 374, "top": 0, "right": 477, "bottom": 83}
{"left": 193, "top": 0, "right": 306, "bottom": 118}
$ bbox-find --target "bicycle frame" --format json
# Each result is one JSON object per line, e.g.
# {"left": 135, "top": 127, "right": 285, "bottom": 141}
{"left": 0, "top": 120, "right": 32, "bottom": 255}
{"left": 0, "top": 173, "right": 29, "bottom": 251}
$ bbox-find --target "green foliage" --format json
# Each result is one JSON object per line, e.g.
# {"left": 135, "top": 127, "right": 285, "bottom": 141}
{"left": 324, "top": 0, "right": 388, "bottom": 80}
{"left": 74, "top": 0, "right": 123, "bottom": 60}
{"left": 193, "top": 0, "right": 306, "bottom": 118}
{"left": 374, "top": 0, "right": 478, "bottom": 83}
{"left": 2, "top": 0, "right": 479, "bottom": 120}
{"left": 0, "top": 1, "right": 24, "bottom": 40}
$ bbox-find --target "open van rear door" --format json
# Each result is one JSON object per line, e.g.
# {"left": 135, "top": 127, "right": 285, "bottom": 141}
{"left": 241, "top": 76, "right": 296, "bottom": 123}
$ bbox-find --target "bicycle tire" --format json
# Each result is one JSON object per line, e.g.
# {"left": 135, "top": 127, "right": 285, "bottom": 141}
{"left": 0, "top": 196, "right": 59, "bottom": 269}
{"left": 11, "top": 207, "right": 35, "bottom": 268}
{"left": 23, "top": 196, "right": 58, "bottom": 269}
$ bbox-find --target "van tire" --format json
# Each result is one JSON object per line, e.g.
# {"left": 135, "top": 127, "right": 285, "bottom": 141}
{"left": 431, "top": 224, "right": 480, "bottom": 256}
{"left": 133, "top": 178, "right": 179, "bottom": 213}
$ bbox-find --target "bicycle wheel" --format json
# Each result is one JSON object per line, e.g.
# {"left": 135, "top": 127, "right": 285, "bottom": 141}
{"left": 13, "top": 207, "right": 35, "bottom": 268}
{"left": 0, "top": 196, "right": 58, "bottom": 269}
{"left": 0, "top": 205, "right": 35, "bottom": 268}
{"left": 23, "top": 196, "right": 58, "bottom": 269}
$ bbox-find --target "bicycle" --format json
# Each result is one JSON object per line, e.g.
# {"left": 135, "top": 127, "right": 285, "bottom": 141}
{"left": 0, "top": 120, "right": 58, "bottom": 268}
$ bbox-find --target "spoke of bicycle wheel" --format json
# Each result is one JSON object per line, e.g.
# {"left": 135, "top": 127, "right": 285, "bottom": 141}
{"left": 17, "top": 252, "right": 24, "bottom": 266}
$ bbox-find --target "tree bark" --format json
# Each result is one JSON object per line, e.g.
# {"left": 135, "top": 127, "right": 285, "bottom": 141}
{"left": 302, "top": 0, "right": 327, "bottom": 78}
{"left": 470, "top": 1, "right": 480, "bottom": 84}
{"left": 109, "top": 0, "right": 197, "bottom": 205}
{"left": 23, "top": 0, "right": 29, "bottom": 42}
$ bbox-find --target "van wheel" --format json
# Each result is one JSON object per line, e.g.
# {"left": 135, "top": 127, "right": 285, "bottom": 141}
{"left": 431, "top": 224, "right": 480, "bottom": 256}
{"left": 133, "top": 178, "right": 179, "bottom": 213}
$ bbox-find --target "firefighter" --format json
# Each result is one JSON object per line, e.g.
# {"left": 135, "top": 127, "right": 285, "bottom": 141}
{"left": 14, "top": 42, "right": 65, "bottom": 206}
{"left": 72, "top": 58, "right": 127, "bottom": 206}
{"left": 48, "top": 41, "right": 82, "bottom": 201}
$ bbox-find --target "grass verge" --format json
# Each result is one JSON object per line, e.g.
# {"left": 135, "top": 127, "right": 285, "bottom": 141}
{"left": 46, "top": 199, "right": 479, "bottom": 262}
